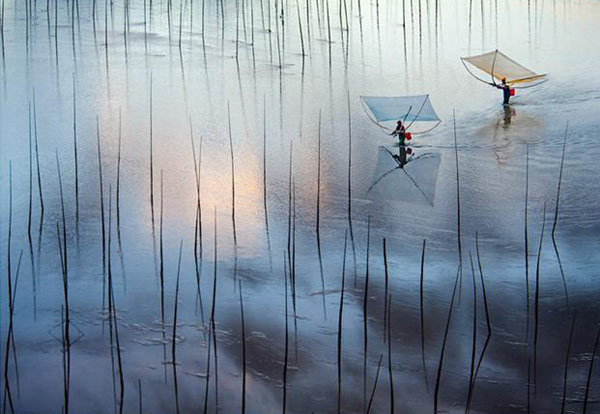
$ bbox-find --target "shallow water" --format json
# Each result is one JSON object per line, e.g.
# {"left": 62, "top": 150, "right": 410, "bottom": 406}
{"left": 1, "top": 0, "right": 599, "bottom": 413}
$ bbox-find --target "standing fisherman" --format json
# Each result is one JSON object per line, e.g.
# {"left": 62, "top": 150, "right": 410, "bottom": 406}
{"left": 494, "top": 77, "right": 512, "bottom": 105}
{"left": 391, "top": 120, "right": 407, "bottom": 146}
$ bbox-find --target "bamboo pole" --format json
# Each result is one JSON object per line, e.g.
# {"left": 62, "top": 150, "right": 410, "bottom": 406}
{"left": 239, "top": 280, "right": 247, "bottom": 414}
{"left": 227, "top": 103, "right": 238, "bottom": 246}
{"left": 366, "top": 354, "right": 384, "bottom": 414}
{"left": 337, "top": 231, "right": 348, "bottom": 414}
{"left": 551, "top": 123, "right": 570, "bottom": 309}
{"left": 362, "top": 216, "right": 371, "bottom": 411}
{"left": 533, "top": 203, "right": 547, "bottom": 402}
{"left": 433, "top": 268, "right": 461, "bottom": 414}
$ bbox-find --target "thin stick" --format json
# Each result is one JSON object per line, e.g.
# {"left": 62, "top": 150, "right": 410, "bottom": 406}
{"left": 172, "top": 240, "right": 184, "bottom": 363}
{"left": 533, "top": 203, "right": 547, "bottom": 400}
{"left": 467, "top": 232, "right": 492, "bottom": 414}
{"left": 366, "top": 355, "right": 384, "bottom": 414}
{"left": 172, "top": 240, "right": 183, "bottom": 414}
{"left": 97, "top": 118, "right": 106, "bottom": 276}
{"left": 73, "top": 75, "right": 79, "bottom": 229}
{"left": 282, "top": 251, "right": 289, "bottom": 414}
{"left": 464, "top": 252, "right": 478, "bottom": 414}
{"left": 291, "top": 181, "right": 298, "bottom": 362}
{"left": 227, "top": 103, "right": 238, "bottom": 246}
{"left": 210, "top": 208, "right": 219, "bottom": 409}
{"left": 286, "top": 143, "right": 296, "bottom": 320}
{"left": 149, "top": 75, "right": 155, "bottom": 230}
{"left": 363, "top": 216, "right": 371, "bottom": 412}
{"left": 159, "top": 171, "right": 165, "bottom": 326}
{"left": 33, "top": 93, "right": 44, "bottom": 224}
{"left": 235, "top": 0, "right": 240, "bottom": 59}
{"left": 383, "top": 238, "right": 389, "bottom": 342}
{"left": 527, "top": 353, "right": 531, "bottom": 414}
{"left": 551, "top": 122, "right": 569, "bottom": 309}
{"left": 239, "top": 279, "right": 247, "bottom": 414}
{"left": 116, "top": 108, "right": 122, "bottom": 240}
{"left": 56, "top": 151, "right": 71, "bottom": 414}
{"left": 524, "top": 145, "right": 530, "bottom": 340}
{"left": 203, "top": 316, "right": 212, "bottom": 414}
{"left": 190, "top": 119, "right": 204, "bottom": 299}
{"left": 3, "top": 161, "right": 15, "bottom": 414}
{"left": 103, "top": 0, "right": 110, "bottom": 99}
{"left": 433, "top": 267, "right": 461, "bottom": 414}
{"left": 420, "top": 239, "right": 427, "bottom": 376}
{"left": 347, "top": 93, "right": 357, "bottom": 285}
{"left": 560, "top": 312, "right": 576, "bottom": 414}
{"left": 143, "top": 0, "right": 148, "bottom": 52}
{"left": 54, "top": 0, "right": 58, "bottom": 69}
{"left": 316, "top": 110, "right": 326, "bottom": 319}
{"left": 316, "top": 110, "right": 322, "bottom": 239}
{"left": 0, "top": 0, "right": 4, "bottom": 87}
{"left": 295, "top": 0, "right": 304, "bottom": 56}
{"left": 108, "top": 222, "right": 118, "bottom": 414}
{"left": 56, "top": 152, "right": 68, "bottom": 313}
{"left": 305, "top": 0, "right": 311, "bottom": 49}
{"left": 476, "top": 232, "right": 491, "bottom": 334}
{"left": 453, "top": 111, "right": 463, "bottom": 299}
{"left": 326, "top": 0, "right": 331, "bottom": 65}
{"left": 7, "top": 251, "right": 22, "bottom": 403}
{"left": 583, "top": 323, "right": 600, "bottom": 414}
{"left": 178, "top": 0, "right": 183, "bottom": 48}
{"left": 28, "top": 104, "right": 33, "bottom": 241}
{"left": 138, "top": 379, "right": 142, "bottom": 414}
{"left": 123, "top": 0, "right": 129, "bottom": 60}
{"left": 259, "top": 0, "right": 265, "bottom": 30}
{"left": 108, "top": 189, "right": 125, "bottom": 414}
{"left": 337, "top": 230, "right": 348, "bottom": 414}
{"left": 387, "top": 293, "right": 394, "bottom": 414}
{"left": 262, "top": 97, "right": 270, "bottom": 248}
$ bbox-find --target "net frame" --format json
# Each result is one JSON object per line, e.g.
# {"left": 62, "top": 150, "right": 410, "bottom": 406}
{"left": 360, "top": 95, "right": 442, "bottom": 135}
{"left": 461, "top": 50, "right": 547, "bottom": 85}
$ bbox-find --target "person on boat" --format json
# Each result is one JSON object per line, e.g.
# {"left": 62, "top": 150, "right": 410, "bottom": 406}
{"left": 494, "top": 77, "right": 511, "bottom": 105}
{"left": 391, "top": 120, "right": 407, "bottom": 146}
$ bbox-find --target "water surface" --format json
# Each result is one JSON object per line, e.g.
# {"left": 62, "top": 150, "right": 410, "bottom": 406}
{"left": 1, "top": 0, "right": 599, "bottom": 413}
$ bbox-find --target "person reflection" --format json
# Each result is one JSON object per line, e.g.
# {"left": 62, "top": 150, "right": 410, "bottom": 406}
{"left": 393, "top": 145, "right": 414, "bottom": 169}
{"left": 502, "top": 105, "right": 516, "bottom": 129}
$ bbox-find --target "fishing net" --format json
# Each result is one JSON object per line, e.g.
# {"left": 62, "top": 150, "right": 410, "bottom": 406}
{"left": 361, "top": 95, "right": 441, "bottom": 124}
{"left": 462, "top": 50, "right": 546, "bottom": 84}
{"left": 367, "top": 146, "right": 441, "bottom": 206}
